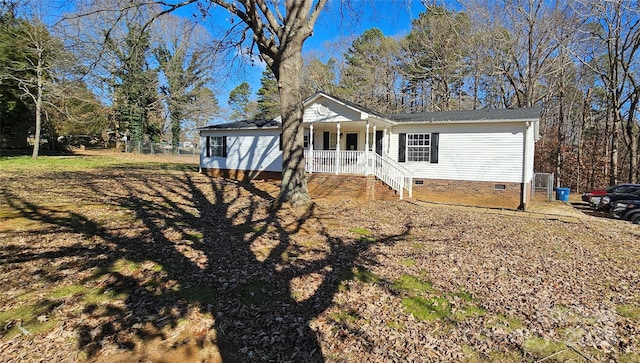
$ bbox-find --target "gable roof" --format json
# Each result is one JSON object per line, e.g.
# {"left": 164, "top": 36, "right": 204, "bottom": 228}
{"left": 198, "top": 92, "right": 541, "bottom": 131}
{"left": 304, "top": 92, "right": 389, "bottom": 119}
{"left": 198, "top": 119, "right": 281, "bottom": 131}
{"left": 387, "top": 107, "right": 541, "bottom": 124}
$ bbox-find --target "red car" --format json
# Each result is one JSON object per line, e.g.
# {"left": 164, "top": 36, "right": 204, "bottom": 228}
{"left": 582, "top": 184, "right": 640, "bottom": 204}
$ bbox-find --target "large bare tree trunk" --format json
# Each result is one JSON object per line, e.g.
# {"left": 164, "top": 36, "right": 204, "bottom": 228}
{"left": 277, "top": 41, "right": 311, "bottom": 206}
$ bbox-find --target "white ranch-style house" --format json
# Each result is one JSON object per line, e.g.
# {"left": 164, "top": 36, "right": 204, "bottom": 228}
{"left": 199, "top": 92, "right": 540, "bottom": 210}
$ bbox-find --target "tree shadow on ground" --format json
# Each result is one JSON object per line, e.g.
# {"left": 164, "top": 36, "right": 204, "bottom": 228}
{"left": 0, "top": 166, "right": 410, "bottom": 361}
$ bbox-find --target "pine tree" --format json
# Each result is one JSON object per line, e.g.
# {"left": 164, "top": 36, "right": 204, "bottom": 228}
{"left": 255, "top": 68, "right": 280, "bottom": 120}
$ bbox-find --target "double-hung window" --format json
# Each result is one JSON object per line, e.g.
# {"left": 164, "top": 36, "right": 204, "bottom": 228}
{"left": 407, "top": 133, "right": 430, "bottom": 162}
{"left": 398, "top": 132, "right": 439, "bottom": 163}
{"left": 205, "top": 136, "right": 227, "bottom": 157}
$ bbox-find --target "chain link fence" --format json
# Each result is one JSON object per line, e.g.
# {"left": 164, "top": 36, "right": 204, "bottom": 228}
{"left": 532, "top": 173, "right": 554, "bottom": 201}
{"left": 124, "top": 141, "right": 199, "bottom": 156}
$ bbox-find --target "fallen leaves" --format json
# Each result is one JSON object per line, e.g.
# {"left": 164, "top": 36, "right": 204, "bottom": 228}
{"left": 1, "top": 151, "right": 639, "bottom": 362}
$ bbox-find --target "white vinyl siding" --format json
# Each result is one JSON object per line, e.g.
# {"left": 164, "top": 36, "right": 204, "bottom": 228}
{"left": 303, "top": 101, "right": 366, "bottom": 123}
{"left": 200, "top": 129, "right": 282, "bottom": 172}
{"left": 390, "top": 123, "right": 525, "bottom": 183}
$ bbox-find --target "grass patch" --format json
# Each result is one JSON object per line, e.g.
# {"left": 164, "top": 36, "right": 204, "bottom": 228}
{"left": 452, "top": 305, "right": 486, "bottom": 320}
{"left": 233, "top": 223, "right": 268, "bottom": 236}
{"left": 337, "top": 267, "right": 380, "bottom": 292}
{"left": 386, "top": 321, "right": 404, "bottom": 330}
{"left": 488, "top": 314, "right": 526, "bottom": 331}
{"left": 0, "top": 154, "right": 122, "bottom": 172}
{"left": 111, "top": 258, "right": 142, "bottom": 274}
{"left": 616, "top": 304, "right": 640, "bottom": 320}
{"left": 82, "top": 287, "right": 130, "bottom": 305}
{"left": 394, "top": 276, "right": 485, "bottom": 322}
{"left": 47, "top": 284, "right": 86, "bottom": 299}
{"left": 347, "top": 227, "right": 376, "bottom": 242}
{"left": 399, "top": 258, "right": 416, "bottom": 267}
{"left": 353, "top": 267, "right": 379, "bottom": 283}
{"left": 451, "top": 290, "right": 475, "bottom": 302}
{"left": 340, "top": 266, "right": 380, "bottom": 284}
{"left": 523, "top": 337, "right": 582, "bottom": 362}
{"left": 619, "top": 353, "right": 640, "bottom": 363}
{"left": 349, "top": 227, "right": 371, "bottom": 236}
{"left": 0, "top": 300, "right": 61, "bottom": 338}
{"left": 392, "top": 274, "right": 436, "bottom": 294}
{"left": 184, "top": 231, "right": 204, "bottom": 243}
{"left": 331, "top": 309, "right": 360, "bottom": 323}
{"left": 401, "top": 296, "right": 450, "bottom": 322}
{"left": 410, "top": 241, "right": 426, "bottom": 252}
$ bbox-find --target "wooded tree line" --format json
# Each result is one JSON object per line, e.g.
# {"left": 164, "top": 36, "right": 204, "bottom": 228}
{"left": 290, "top": 0, "right": 640, "bottom": 191}
{"left": 0, "top": 1, "right": 220, "bottom": 156}
{"left": 1, "top": 0, "right": 638, "bottom": 194}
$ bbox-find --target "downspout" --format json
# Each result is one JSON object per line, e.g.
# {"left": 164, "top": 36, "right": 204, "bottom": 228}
{"left": 520, "top": 121, "right": 531, "bottom": 210}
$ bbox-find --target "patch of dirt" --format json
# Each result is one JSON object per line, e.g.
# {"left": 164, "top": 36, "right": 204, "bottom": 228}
{"left": 1, "top": 150, "right": 639, "bottom": 362}
{"left": 527, "top": 200, "right": 587, "bottom": 218}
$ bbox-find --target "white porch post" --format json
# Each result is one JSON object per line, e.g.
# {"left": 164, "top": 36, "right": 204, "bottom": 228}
{"left": 365, "top": 121, "right": 370, "bottom": 175}
{"left": 383, "top": 128, "right": 387, "bottom": 155}
{"left": 335, "top": 122, "right": 341, "bottom": 174}
{"left": 372, "top": 123, "right": 376, "bottom": 152}
{"left": 372, "top": 123, "right": 377, "bottom": 173}
{"left": 309, "top": 123, "right": 314, "bottom": 174}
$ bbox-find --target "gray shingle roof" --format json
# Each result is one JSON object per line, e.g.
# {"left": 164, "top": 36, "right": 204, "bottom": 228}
{"left": 388, "top": 107, "right": 541, "bottom": 123}
{"left": 198, "top": 119, "right": 281, "bottom": 130}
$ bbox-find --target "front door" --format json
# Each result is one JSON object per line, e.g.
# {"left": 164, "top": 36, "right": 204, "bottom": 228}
{"left": 346, "top": 133, "right": 358, "bottom": 151}
{"left": 375, "top": 130, "right": 383, "bottom": 155}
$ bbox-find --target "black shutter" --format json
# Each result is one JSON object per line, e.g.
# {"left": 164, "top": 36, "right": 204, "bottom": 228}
{"left": 323, "top": 131, "right": 330, "bottom": 150}
{"left": 205, "top": 136, "right": 211, "bottom": 157}
{"left": 222, "top": 136, "right": 227, "bottom": 157}
{"left": 279, "top": 133, "right": 283, "bottom": 151}
{"left": 430, "top": 133, "right": 439, "bottom": 164}
{"left": 398, "top": 133, "right": 406, "bottom": 162}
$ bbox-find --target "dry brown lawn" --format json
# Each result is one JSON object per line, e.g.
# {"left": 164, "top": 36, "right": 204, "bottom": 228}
{"left": 1, "top": 149, "right": 639, "bottom": 362}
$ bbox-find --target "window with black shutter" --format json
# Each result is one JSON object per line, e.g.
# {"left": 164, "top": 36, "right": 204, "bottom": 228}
{"left": 399, "top": 132, "right": 439, "bottom": 163}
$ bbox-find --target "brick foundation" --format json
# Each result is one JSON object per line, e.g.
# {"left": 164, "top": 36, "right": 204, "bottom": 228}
{"left": 200, "top": 168, "right": 282, "bottom": 182}
{"left": 200, "top": 168, "right": 524, "bottom": 209}
{"left": 411, "top": 178, "right": 523, "bottom": 210}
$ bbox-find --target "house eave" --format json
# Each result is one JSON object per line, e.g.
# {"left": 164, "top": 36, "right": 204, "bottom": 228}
{"left": 392, "top": 117, "right": 539, "bottom": 125}
{"left": 198, "top": 126, "right": 282, "bottom": 132}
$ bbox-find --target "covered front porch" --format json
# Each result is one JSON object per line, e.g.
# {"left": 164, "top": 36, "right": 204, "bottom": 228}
{"left": 302, "top": 119, "right": 385, "bottom": 176}
{"left": 300, "top": 95, "right": 411, "bottom": 199}
{"left": 302, "top": 119, "right": 413, "bottom": 199}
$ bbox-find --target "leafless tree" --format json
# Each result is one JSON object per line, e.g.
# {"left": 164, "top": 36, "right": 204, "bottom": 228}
{"left": 571, "top": 0, "right": 640, "bottom": 184}
{"left": 70, "top": 0, "right": 328, "bottom": 206}
{"left": 1, "top": 3, "right": 73, "bottom": 158}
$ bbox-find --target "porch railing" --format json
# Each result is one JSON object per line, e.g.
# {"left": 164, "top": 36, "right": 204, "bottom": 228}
{"left": 372, "top": 153, "right": 413, "bottom": 200}
{"left": 304, "top": 150, "right": 413, "bottom": 200}
{"left": 305, "top": 150, "right": 367, "bottom": 175}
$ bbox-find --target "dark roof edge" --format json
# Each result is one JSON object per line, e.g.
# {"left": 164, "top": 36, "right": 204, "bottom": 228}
{"left": 388, "top": 107, "right": 541, "bottom": 123}
{"left": 198, "top": 119, "right": 281, "bottom": 131}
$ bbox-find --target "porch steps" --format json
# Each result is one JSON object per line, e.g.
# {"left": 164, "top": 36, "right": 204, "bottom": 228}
{"left": 372, "top": 177, "right": 410, "bottom": 201}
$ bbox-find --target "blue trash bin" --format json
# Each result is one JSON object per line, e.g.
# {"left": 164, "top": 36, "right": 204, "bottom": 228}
{"left": 556, "top": 187, "right": 570, "bottom": 202}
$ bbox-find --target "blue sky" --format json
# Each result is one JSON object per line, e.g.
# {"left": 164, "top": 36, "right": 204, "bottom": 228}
{"left": 42, "top": 1, "right": 453, "bottom": 115}
{"left": 225, "top": 0, "right": 441, "bottom": 103}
